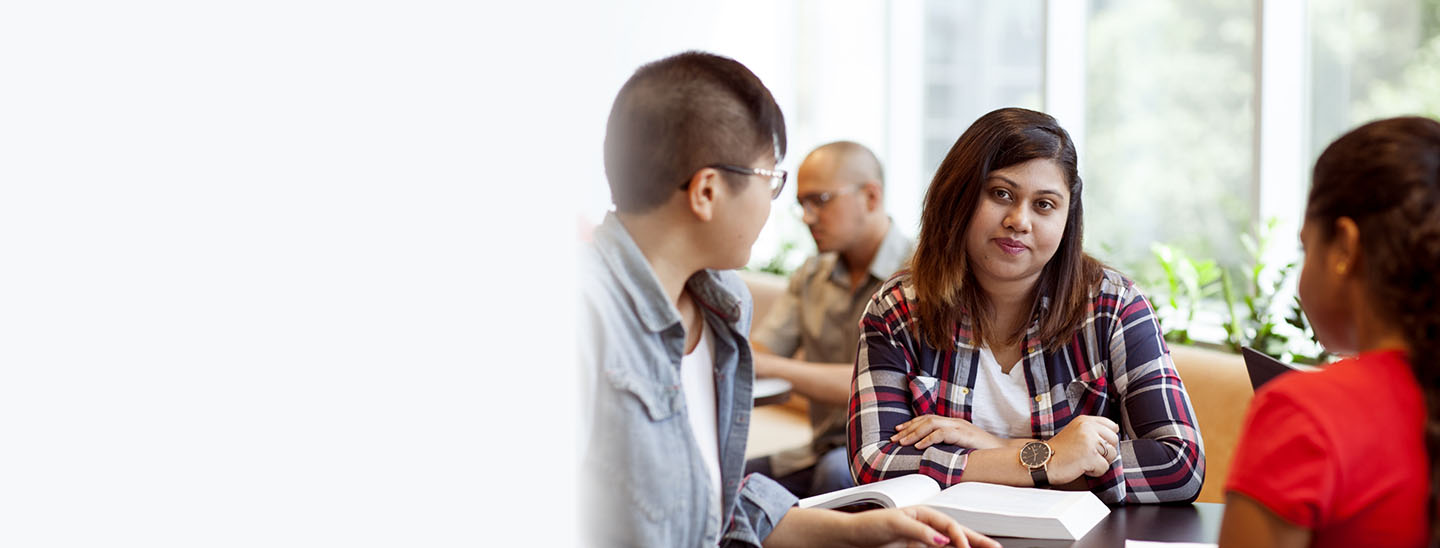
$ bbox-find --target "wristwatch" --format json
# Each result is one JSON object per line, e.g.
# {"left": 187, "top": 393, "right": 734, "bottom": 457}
{"left": 1019, "top": 441, "right": 1054, "bottom": 487}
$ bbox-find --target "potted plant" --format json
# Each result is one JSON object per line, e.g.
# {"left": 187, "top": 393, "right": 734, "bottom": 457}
{"left": 1146, "top": 218, "right": 1330, "bottom": 365}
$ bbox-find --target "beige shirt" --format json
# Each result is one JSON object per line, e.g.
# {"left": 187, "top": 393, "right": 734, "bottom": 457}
{"left": 752, "top": 222, "right": 915, "bottom": 475}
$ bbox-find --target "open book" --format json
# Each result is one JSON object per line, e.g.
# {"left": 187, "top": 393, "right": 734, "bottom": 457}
{"left": 800, "top": 475, "right": 1111, "bottom": 541}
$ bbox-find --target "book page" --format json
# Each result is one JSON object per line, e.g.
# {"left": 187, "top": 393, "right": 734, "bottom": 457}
{"left": 926, "top": 482, "right": 1085, "bottom": 517}
{"left": 799, "top": 474, "right": 940, "bottom": 509}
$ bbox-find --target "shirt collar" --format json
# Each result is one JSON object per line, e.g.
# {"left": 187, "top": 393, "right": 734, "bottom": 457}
{"left": 825, "top": 219, "right": 914, "bottom": 286}
{"left": 592, "top": 212, "right": 743, "bottom": 333}
{"left": 867, "top": 220, "right": 912, "bottom": 280}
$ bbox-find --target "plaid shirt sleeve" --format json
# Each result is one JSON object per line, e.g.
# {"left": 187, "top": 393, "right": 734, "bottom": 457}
{"left": 1093, "top": 283, "right": 1206, "bottom": 504}
{"left": 847, "top": 277, "right": 975, "bottom": 486}
{"left": 847, "top": 273, "right": 1205, "bottom": 504}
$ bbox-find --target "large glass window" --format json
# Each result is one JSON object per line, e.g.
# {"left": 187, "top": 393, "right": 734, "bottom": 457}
{"left": 921, "top": 0, "right": 1044, "bottom": 175}
{"left": 1308, "top": 0, "right": 1440, "bottom": 163}
{"left": 1083, "top": 0, "right": 1256, "bottom": 275}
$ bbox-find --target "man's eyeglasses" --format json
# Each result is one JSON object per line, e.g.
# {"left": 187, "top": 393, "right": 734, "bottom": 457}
{"left": 680, "top": 164, "right": 789, "bottom": 200}
{"left": 795, "top": 183, "right": 866, "bottom": 216}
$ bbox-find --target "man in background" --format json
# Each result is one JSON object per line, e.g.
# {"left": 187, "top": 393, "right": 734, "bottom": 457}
{"left": 747, "top": 141, "right": 916, "bottom": 497}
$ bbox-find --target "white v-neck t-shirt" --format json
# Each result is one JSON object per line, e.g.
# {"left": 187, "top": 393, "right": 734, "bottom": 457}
{"left": 679, "top": 319, "right": 722, "bottom": 509}
{"left": 970, "top": 346, "right": 1035, "bottom": 440}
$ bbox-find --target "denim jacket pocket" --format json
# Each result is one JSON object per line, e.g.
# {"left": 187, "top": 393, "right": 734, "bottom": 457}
{"left": 908, "top": 375, "right": 941, "bottom": 416}
{"left": 605, "top": 364, "right": 683, "bottom": 421}
{"left": 600, "top": 365, "right": 692, "bottom": 526}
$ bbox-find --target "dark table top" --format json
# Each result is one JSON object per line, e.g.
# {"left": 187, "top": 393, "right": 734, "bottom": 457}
{"left": 994, "top": 502, "right": 1223, "bottom": 548}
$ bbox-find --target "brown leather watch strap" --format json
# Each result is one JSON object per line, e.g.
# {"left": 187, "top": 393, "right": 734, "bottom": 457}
{"left": 1030, "top": 465, "right": 1049, "bottom": 487}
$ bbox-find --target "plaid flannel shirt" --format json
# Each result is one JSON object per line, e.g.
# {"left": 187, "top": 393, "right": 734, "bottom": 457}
{"left": 847, "top": 269, "right": 1205, "bottom": 504}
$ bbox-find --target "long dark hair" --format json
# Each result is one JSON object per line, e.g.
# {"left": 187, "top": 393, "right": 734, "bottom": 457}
{"left": 911, "top": 107, "right": 1104, "bottom": 352}
{"left": 1308, "top": 116, "right": 1440, "bottom": 545}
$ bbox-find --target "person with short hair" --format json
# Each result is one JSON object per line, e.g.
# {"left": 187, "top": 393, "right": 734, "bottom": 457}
{"left": 747, "top": 140, "right": 915, "bottom": 497}
{"left": 579, "top": 50, "right": 996, "bottom": 548}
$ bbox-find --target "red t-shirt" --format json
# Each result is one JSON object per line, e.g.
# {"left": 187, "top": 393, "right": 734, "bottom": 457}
{"left": 1226, "top": 350, "right": 1428, "bottom": 547}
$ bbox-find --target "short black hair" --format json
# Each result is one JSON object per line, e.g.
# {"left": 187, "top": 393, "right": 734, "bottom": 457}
{"left": 603, "top": 51, "right": 787, "bottom": 213}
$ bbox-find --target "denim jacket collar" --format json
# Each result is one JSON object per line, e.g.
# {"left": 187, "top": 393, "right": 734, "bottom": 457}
{"left": 593, "top": 212, "right": 743, "bottom": 333}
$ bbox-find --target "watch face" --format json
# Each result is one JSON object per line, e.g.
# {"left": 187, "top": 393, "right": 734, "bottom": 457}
{"left": 1020, "top": 442, "right": 1052, "bottom": 467}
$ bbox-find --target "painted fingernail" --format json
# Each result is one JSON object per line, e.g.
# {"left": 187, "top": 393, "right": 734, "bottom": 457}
{"left": 934, "top": 534, "right": 950, "bottom": 545}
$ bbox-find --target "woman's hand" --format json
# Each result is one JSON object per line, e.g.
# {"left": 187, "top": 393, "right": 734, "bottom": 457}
{"left": 1044, "top": 415, "right": 1120, "bottom": 484}
{"left": 892, "top": 415, "right": 1006, "bottom": 451}
{"left": 838, "top": 506, "right": 1001, "bottom": 548}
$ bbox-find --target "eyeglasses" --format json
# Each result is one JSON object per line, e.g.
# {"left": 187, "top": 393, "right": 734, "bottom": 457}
{"left": 795, "top": 183, "right": 866, "bottom": 216}
{"left": 679, "top": 163, "right": 789, "bottom": 200}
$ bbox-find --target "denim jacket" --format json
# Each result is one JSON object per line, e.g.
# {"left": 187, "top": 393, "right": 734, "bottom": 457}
{"left": 578, "top": 213, "right": 798, "bottom": 547}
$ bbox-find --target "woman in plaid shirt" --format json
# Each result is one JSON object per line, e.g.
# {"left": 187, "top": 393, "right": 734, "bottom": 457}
{"left": 847, "top": 108, "right": 1205, "bottom": 504}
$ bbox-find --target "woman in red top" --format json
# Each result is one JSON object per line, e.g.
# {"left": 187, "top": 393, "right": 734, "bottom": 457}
{"left": 1219, "top": 116, "right": 1440, "bottom": 547}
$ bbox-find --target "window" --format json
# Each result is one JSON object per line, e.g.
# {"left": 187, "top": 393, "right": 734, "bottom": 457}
{"left": 1308, "top": 0, "right": 1440, "bottom": 163}
{"left": 1083, "top": 0, "right": 1256, "bottom": 275}
{"left": 921, "top": 0, "right": 1044, "bottom": 175}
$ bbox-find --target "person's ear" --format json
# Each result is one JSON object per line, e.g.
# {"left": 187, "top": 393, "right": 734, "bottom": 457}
{"left": 684, "top": 168, "right": 719, "bottom": 222}
{"left": 861, "top": 181, "right": 882, "bottom": 212}
{"left": 1331, "top": 217, "right": 1361, "bottom": 278}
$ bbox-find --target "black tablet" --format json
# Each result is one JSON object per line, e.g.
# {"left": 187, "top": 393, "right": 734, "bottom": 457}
{"left": 1241, "top": 346, "right": 1301, "bottom": 391}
